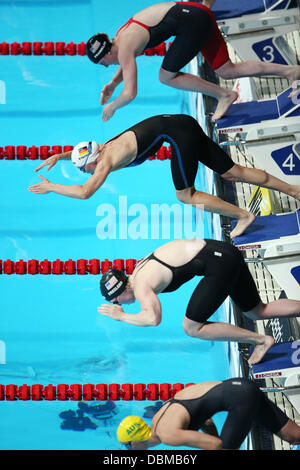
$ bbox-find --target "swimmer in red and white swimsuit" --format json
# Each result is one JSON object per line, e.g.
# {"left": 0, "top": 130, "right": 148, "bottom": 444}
{"left": 86, "top": 2, "right": 300, "bottom": 122}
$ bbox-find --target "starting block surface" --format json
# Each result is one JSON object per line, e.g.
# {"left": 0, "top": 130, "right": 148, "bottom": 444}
{"left": 212, "top": 0, "right": 297, "bottom": 20}
{"left": 232, "top": 209, "right": 300, "bottom": 247}
{"left": 216, "top": 88, "right": 300, "bottom": 134}
{"left": 252, "top": 341, "right": 300, "bottom": 379}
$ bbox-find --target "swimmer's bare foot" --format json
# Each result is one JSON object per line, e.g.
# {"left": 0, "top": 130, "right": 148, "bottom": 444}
{"left": 291, "top": 185, "right": 300, "bottom": 201}
{"left": 212, "top": 90, "right": 238, "bottom": 121}
{"left": 248, "top": 335, "right": 275, "bottom": 366}
{"left": 288, "top": 89, "right": 300, "bottom": 104}
{"left": 285, "top": 65, "right": 300, "bottom": 83}
{"left": 230, "top": 212, "right": 256, "bottom": 239}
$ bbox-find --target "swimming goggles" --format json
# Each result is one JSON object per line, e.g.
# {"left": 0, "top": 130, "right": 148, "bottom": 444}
{"left": 79, "top": 141, "right": 92, "bottom": 173}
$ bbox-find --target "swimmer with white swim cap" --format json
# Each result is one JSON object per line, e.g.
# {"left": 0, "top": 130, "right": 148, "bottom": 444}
{"left": 98, "top": 238, "right": 300, "bottom": 365}
{"left": 71, "top": 141, "right": 100, "bottom": 172}
{"left": 116, "top": 378, "right": 300, "bottom": 450}
{"left": 28, "top": 114, "right": 300, "bottom": 239}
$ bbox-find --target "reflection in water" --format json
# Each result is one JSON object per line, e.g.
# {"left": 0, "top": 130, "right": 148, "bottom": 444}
{"left": 59, "top": 401, "right": 119, "bottom": 432}
{"left": 0, "top": 354, "right": 125, "bottom": 381}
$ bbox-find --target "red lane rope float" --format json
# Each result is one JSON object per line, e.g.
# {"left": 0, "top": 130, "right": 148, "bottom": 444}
{"left": 0, "top": 145, "right": 73, "bottom": 160}
{"left": 0, "top": 258, "right": 141, "bottom": 275}
{"left": 0, "top": 382, "right": 195, "bottom": 401}
{"left": 0, "top": 41, "right": 168, "bottom": 57}
{"left": 0, "top": 145, "right": 171, "bottom": 161}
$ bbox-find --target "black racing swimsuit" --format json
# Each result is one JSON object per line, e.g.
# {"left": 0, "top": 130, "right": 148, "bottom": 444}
{"left": 107, "top": 114, "right": 234, "bottom": 191}
{"left": 144, "top": 3, "right": 212, "bottom": 50}
{"left": 153, "top": 378, "right": 288, "bottom": 449}
{"left": 134, "top": 239, "right": 260, "bottom": 322}
{"left": 144, "top": 2, "right": 213, "bottom": 72}
{"left": 117, "top": 3, "right": 229, "bottom": 72}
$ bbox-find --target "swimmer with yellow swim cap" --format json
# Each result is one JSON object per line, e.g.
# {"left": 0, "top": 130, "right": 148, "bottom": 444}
{"left": 117, "top": 416, "right": 154, "bottom": 449}
{"left": 116, "top": 379, "right": 300, "bottom": 450}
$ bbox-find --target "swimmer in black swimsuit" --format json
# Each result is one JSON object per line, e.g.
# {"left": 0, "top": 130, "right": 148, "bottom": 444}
{"left": 98, "top": 238, "right": 300, "bottom": 365}
{"left": 29, "top": 114, "right": 300, "bottom": 238}
{"left": 85, "top": 2, "right": 300, "bottom": 121}
{"left": 116, "top": 378, "right": 300, "bottom": 449}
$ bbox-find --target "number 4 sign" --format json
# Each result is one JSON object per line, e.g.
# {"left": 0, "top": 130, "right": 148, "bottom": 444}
{"left": 271, "top": 144, "right": 300, "bottom": 175}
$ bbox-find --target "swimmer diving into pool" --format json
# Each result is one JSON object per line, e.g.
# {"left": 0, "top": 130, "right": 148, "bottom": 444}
{"left": 98, "top": 238, "right": 300, "bottom": 366}
{"left": 28, "top": 114, "right": 300, "bottom": 239}
{"left": 116, "top": 378, "right": 300, "bottom": 450}
{"left": 85, "top": 2, "right": 300, "bottom": 122}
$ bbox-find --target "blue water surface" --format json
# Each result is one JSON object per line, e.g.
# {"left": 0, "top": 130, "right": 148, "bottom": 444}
{"left": 0, "top": 0, "right": 230, "bottom": 450}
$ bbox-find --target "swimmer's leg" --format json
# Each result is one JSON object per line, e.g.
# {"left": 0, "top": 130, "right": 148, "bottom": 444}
{"left": 244, "top": 299, "right": 300, "bottom": 321}
{"left": 159, "top": 68, "right": 237, "bottom": 121}
{"left": 182, "top": 317, "right": 275, "bottom": 365}
{"left": 277, "top": 419, "right": 300, "bottom": 445}
{"left": 176, "top": 186, "right": 255, "bottom": 238}
{"left": 221, "top": 164, "right": 300, "bottom": 202}
{"left": 215, "top": 59, "right": 300, "bottom": 84}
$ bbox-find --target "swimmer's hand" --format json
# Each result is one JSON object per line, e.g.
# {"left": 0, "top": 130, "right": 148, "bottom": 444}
{"left": 102, "top": 102, "right": 116, "bottom": 122}
{"left": 100, "top": 83, "right": 116, "bottom": 105}
{"left": 202, "top": 0, "right": 216, "bottom": 8}
{"left": 288, "top": 86, "right": 300, "bottom": 102}
{"left": 35, "top": 154, "right": 60, "bottom": 172}
{"left": 98, "top": 304, "right": 124, "bottom": 321}
{"left": 28, "top": 175, "right": 51, "bottom": 194}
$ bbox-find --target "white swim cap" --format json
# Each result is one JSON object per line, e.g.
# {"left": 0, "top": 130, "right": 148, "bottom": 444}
{"left": 71, "top": 141, "right": 99, "bottom": 171}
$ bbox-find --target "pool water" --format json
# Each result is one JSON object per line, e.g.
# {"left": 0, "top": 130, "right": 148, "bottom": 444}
{"left": 0, "top": 0, "right": 231, "bottom": 450}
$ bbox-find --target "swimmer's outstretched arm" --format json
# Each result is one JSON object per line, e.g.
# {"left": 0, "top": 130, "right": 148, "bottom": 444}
{"left": 28, "top": 161, "right": 111, "bottom": 199}
{"left": 101, "top": 67, "right": 124, "bottom": 106}
{"left": 98, "top": 288, "right": 162, "bottom": 327}
{"left": 35, "top": 151, "right": 72, "bottom": 172}
{"left": 160, "top": 429, "right": 222, "bottom": 450}
{"left": 102, "top": 48, "right": 138, "bottom": 122}
{"left": 111, "top": 66, "right": 123, "bottom": 86}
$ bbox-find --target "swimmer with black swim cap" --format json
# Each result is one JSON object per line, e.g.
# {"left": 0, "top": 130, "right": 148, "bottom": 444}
{"left": 100, "top": 269, "right": 131, "bottom": 304}
{"left": 86, "top": 34, "right": 112, "bottom": 64}
{"left": 98, "top": 238, "right": 300, "bottom": 365}
{"left": 85, "top": 1, "right": 300, "bottom": 122}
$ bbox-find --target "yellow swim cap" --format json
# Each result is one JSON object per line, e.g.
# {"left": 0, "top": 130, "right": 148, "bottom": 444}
{"left": 117, "top": 416, "right": 151, "bottom": 443}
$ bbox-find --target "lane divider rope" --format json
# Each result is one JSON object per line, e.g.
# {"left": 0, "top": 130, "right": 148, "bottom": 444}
{"left": 0, "top": 144, "right": 171, "bottom": 161}
{"left": 0, "top": 382, "right": 194, "bottom": 401}
{"left": 0, "top": 258, "right": 141, "bottom": 275}
{"left": 0, "top": 41, "right": 168, "bottom": 57}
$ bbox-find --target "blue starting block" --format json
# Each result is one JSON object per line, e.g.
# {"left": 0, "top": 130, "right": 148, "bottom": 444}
{"left": 212, "top": 0, "right": 299, "bottom": 64}
{"left": 216, "top": 87, "right": 300, "bottom": 184}
{"left": 217, "top": 87, "right": 300, "bottom": 133}
{"left": 213, "top": 0, "right": 297, "bottom": 20}
{"left": 251, "top": 341, "right": 300, "bottom": 415}
{"left": 232, "top": 209, "right": 300, "bottom": 300}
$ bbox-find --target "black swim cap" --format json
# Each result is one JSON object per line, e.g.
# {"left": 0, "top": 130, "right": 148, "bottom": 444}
{"left": 86, "top": 33, "right": 112, "bottom": 63}
{"left": 100, "top": 269, "right": 128, "bottom": 301}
